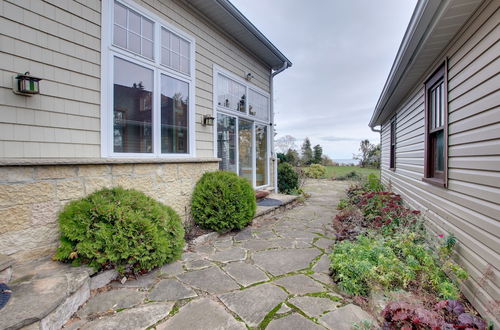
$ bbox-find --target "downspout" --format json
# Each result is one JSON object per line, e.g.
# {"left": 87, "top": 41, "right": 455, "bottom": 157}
{"left": 270, "top": 61, "right": 290, "bottom": 193}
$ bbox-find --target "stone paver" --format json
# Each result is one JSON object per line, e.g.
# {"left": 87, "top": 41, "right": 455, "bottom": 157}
{"left": 267, "top": 313, "right": 325, "bottom": 330}
{"left": 148, "top": 279, "right": 197, "bottom": 301}
{"left": 273, "top": 274, "right": 325, "bottom": 295}
{"left": 209, "top": 247, "right": 247, "bottom": 263}
{"left": 80, "top": 302, "right": 173, "bottom": 330}
{"left": 63, "top": 180, "right": 373, "bottom": 329}
{"left": 252, "top": 248, "right": 321, "bottom": 276}
{"left": 219, "top": 283, "right": 288, "bottom": 327}
{"left": 157, "top": 298, "right": 246, "bottom": 330}
{"left": 177, "top": 266, "right": 240, "bottom": 293}
{"left": 319, "top": 304, "right": 377, "bottom": 330}
{"left": 288, "top": 296, "right": 340, "bottom": 318}
{"left": 77, "top": 289, "right": 145, "bottom": 317}
{"left": 223, "top": 261, "right": 269, "bottom": 286}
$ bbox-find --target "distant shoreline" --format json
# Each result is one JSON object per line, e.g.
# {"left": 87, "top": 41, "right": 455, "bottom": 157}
{"left": 333, "top": 159, "right": 357, "bottom": 165}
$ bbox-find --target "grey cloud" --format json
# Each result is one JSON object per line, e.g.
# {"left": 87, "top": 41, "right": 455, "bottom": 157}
{"left": 230, "top": 0, "right": 416, "bottom": 158}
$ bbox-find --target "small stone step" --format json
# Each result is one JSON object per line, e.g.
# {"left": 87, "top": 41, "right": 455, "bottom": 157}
{"left": 0, "top": 253, "right": 15, "bottom": 283}
{"left": 0, "top": 258, "right": 92, "bottom": 330}
{"left": 0, "top": 254, "right": 15, "bottom": 271}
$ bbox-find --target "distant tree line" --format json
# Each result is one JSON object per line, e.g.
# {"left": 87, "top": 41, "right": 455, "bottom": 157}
{"left": 275, "top": 135, "right": 380, "bottom": 169}
{"left": 276, "top": 136, "right": 333, "bottom": 167}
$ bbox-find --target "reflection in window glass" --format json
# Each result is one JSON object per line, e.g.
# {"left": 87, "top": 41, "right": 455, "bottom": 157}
{"left": 161, "top": 75, "right": 189, "bottom": 153}
{"left": 435, "top": 130, "right": 444, "bottom": 172}
{"left": 113, "top": 57, "right": 153, "bottom": 153}
{"left": 161, "top": 28, "right": 190, "bottom": 75}
{"left": 255, "top": 124, "right": 268, "bottom": 186}
{"left": 113, "top": 1, "right": 154, "bottom": 59}
{"left": 217, "top": 114, "right": 237, "bottom": 172}
{"left": 217, "top": 74, "right": 246, "bottom": 113}
{"left": 249, "top": 90, "right": 269, "bottom": 121}
{"left": 239, "top": 119, "right": 253, "bottom": 184}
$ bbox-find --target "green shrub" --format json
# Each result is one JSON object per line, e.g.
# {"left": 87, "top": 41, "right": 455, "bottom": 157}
{"left": 304, "top": 164, "right": 327, "bottom": 179}
{"left": 191, "top": 171, "right": 256, "bottom": 233}
{"left": 329, "top": 232, "right": 467, "bottom": 299}
{"left": 278, "top": 162, "right": 300, "bottom": 194}
{"left": 336, "top": 170, "right": 362, "bottom": 181}
{"left": 54, "top": 187, "right": 185, "bottom": 273}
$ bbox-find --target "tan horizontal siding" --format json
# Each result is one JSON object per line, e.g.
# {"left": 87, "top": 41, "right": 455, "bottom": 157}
{"left": 0, "top": 0, "right": 272, "bottom": 158}
{"left": 382, "top": 0, "right": 500, "bottom": 323}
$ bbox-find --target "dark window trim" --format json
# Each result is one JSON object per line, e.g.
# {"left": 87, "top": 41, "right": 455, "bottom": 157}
{"left": 389, "top": 116, "right": 396, "bottom": 170}
{"left": 423, "top": 60, "right": 448, "bottom": 188}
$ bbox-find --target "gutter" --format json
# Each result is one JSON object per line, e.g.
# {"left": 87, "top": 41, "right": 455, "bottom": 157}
{"left": 270, "top": 61, "right": 291, "bottom": 193}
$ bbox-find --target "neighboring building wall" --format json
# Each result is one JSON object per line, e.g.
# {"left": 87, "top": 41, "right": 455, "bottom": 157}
{"left": 0, "top": 160, "right": 218, "bottom": 262}
{"left": 380, "top": 1, "right": 499, "bottom": 323}
{"left": 0, "top": 0, "right": 272, "bottom": 158}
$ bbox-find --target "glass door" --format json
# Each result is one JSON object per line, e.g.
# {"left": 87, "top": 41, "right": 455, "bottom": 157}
{"left": 238, "top": 119, "right": 253, "bottom": 184}
{"left": 217, "top": 113, "right": 237, "bottom": 173}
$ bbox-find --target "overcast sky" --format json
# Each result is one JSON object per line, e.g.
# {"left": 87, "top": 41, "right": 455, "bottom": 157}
{"left": 231, "top": 0, "right": 417, "bottom": 160}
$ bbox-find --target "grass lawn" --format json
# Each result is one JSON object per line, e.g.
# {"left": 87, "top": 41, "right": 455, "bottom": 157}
{"left": 324, "top": 165, "right": 380, "bottom": 179}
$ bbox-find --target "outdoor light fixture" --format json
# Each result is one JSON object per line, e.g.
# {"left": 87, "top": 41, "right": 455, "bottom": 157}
{"left": 13, "top": 72, "right": 42, "bottom": 96}
{"left": 245, "top": 72, "right": 254, "bottom": 81}
{"left": 202, "top": 115, "right": 215, "bottom": 126}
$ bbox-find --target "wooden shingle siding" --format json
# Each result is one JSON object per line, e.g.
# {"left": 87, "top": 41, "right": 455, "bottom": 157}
{"left": 381, "top": 0, "right": 500, "bottom": 323}
{"left": 0, "top": 0, "right": 272, "bottom": 158}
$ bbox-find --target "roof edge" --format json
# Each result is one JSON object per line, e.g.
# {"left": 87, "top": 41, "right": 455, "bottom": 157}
{"left": 214, "top": 0, "right": 292, "bottom": 70}
{"left": 369, "top": 0, "right": 432, "bottom": 127}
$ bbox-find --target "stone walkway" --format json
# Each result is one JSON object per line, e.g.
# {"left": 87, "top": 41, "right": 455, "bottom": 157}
{"left": 64, "top": 180, "right": 376, "bottom": 330}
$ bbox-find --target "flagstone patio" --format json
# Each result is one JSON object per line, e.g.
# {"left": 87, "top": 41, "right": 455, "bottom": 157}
{"left": 2, "top": 180, "right": 377, "bottom": 329}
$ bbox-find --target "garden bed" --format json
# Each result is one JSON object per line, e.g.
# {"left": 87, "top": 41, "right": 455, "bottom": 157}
{"left": 328, "top": 175, "right": 488, "bottom": 329}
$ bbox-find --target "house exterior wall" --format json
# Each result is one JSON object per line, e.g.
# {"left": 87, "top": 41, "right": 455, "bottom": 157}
{"left": 0, "top": 0, "right": 272, "bottom": 158}
{"left": 380, "top": 1, "right": 499, "bottom": 323}
{"left": 0, "top": 0, "right": 275, "bottom": 262}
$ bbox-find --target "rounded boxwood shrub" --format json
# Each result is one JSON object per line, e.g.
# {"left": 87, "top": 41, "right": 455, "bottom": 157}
{"left": 304, "top": 164, "right": 327, "bottom": 179}
{"left": 54, "top": 187, "right": 185, "bottom": 273}
{"left": 278, "top": 162, "right": 299, "bottom": 194}
{"left": 191, "top": 171, "right": 256, "bottom": 233}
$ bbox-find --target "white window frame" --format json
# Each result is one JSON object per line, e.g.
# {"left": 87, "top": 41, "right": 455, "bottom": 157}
{"left": 100, "top": 0, "right": 196, "bottom": 158}
{"left": 213, "top": 65, "right": 271, "bottom": 188}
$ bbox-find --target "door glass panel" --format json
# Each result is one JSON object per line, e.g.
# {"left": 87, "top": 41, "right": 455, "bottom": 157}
{"left": 113, "top": 57, "right": 153, "bottom": 153}
{"left": 161, "top": 75, "right": 189, "bottom": 153}
{"left": 238, "top": 119, "right": 253, "bottom": 184}
{"left": 217, "top": 113, "right": 237, "bottom": 172}
{"left": 255, "top": 124, "right": 268, "bottom": 186}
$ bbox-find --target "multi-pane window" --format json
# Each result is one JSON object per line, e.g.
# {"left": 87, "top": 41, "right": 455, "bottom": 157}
{"left": 424, "top": 64, "right": 447, "bottom": 185}
{"left": 389, "top": 117, "right": 396, "bottom": 169}
{"left": 114, "top": 2, "right": 154, "bottom": 59}
{"left": 161, "top": 28, "right": 190, "bottom": 75}
{"left": 215, "top": 69, "right": 271, "bottom": 187}
{"left": 106, "top": 0, "right": 194, "bottom": 157}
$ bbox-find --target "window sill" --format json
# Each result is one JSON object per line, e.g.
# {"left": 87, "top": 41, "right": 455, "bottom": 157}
{"left": 422, "top": 177, "right": 446, "bottom": 188}
{"left": 389, "top": 167, "right": 396, "bottom": 172}
{"left": 0, "top": 157, "right": 221, "bottom": 167}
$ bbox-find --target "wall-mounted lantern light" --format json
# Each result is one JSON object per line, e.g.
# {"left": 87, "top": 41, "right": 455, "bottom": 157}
{"left": 202, "top": 115, "right": 215, "bottom": 126}
{"left": 245, "top": 72, "right": 254, "bottom": 81}
{"left": 13, "top": 72, "right": 42, "bottom": 96}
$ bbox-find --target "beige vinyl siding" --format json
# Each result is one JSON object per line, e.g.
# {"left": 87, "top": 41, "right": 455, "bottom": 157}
{"left": 0, "top": 0, "right": 272, "bottom": 158}
{"left": 381, "top": 1, "right": 500, "bottom": 323}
